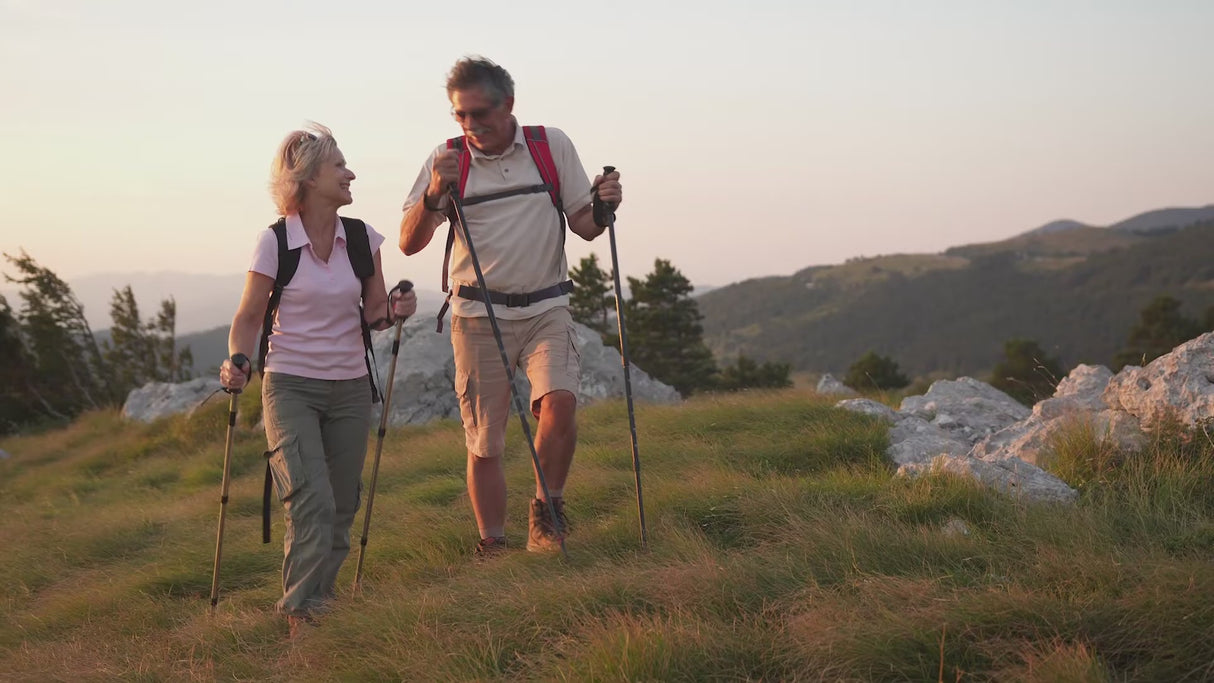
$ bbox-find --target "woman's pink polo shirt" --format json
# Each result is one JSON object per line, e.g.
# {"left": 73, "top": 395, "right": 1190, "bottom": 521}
{"left": 250, "top": 213, "right": 385, "bottom": 380}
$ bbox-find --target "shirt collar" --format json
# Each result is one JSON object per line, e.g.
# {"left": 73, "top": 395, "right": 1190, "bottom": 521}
{"left": 284, "top": 213, "right": 346, "bottom": 250}
{"left": 465, "top": 116, "right": 525, "bottom": 160}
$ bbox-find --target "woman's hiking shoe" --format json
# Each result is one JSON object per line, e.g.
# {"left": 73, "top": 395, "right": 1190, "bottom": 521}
{"left": 475, "top": 535, "right": 509, "bottom": 559}
{"left": 527, "top": 497, "right": 568, "bottom": 552}
{"left": 287, "top": 614, "right": 318, "bottom": 639}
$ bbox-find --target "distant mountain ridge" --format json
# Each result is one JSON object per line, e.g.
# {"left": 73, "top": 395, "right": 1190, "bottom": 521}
{"left": 1107, "top": 205, "right": 1214, "bottom": 233}
{"left": 698, "top": 203, "right": 1214, "bottom": 379}
{"left": 7, "top": 203, "right": 1211, "bottom": 380}
{"left": 1022, "top": 219, "right": 1091, "bottom": 236}
{"left": 1018, "top": 205, "right": 1214, "bottom": 238}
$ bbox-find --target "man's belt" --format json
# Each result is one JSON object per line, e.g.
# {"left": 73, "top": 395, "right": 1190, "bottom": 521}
{"left": 455, "top": 280, "right": 574, "bottom": 308}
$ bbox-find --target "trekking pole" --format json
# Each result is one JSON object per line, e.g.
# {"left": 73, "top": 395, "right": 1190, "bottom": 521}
{"left": 447, "top": 183, "right": 568, "bottom": 559}
{"left": 210, "top": 352, "right": 248, "bottom": 614}
{"left": 353, "top": 279, "right": 413, "bottom": 590}
{"left": 600, "top": 166, "right": 648, "bottom": 549}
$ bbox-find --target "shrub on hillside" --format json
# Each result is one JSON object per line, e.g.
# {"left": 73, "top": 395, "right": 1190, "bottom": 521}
{"left": 1112, "top": 295, "right": 1202, "bottom": 370}
{"left": 716, "top": 354, "right": 792, "bottom": 391}
{"left": 989, "top": 338, "right": 1065, "bottom": 406}
{"left": 843, "top": 351, "right": 910, "bottom": 391}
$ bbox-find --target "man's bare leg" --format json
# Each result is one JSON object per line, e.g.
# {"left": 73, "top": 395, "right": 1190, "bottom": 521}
{"left": 533, "top": 390, "right": 577, "bottom": 499}
{"left": 467, "top": 451, "right": 507, "bottom": 540}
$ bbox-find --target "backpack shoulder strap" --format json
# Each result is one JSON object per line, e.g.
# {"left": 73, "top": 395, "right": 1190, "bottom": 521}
{"left": 338, "top": 216, "right": 381, "bottom": 404}
{"left": 273, "top": 219, "right": 301, "bottom": 287}
{"left": 522, "top": 125, "right": 562, "bottom": 211}
{"left": 339, "top": 216, "right": 374, "bottom": 280}
{"left": 259, "top": 218, "right": 298, "bottom": 377}
{"left": 446, "top": 136, "right": 471, "bottom": 199}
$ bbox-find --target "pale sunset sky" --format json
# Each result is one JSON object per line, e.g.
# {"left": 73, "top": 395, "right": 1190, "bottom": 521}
{"left": 2, "top": 0, "right": 1211, "bottom": 296}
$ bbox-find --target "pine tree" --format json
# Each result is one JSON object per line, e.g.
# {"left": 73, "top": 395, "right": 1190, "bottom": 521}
{"left": 624, "top": 258, "right": 718, "bottom": 396}
{"left": 569, "top": 253, "right": 613, "bottom": 337}
{"left": 103, "top": 290, "right": 196, "bottom": 398}
{"left": 1112, "top": 295, "right": 1201, "bottom": 370}
{"left": 151, "top": 297, "right": 193, "bottom": 382}
{"left": 2, "top": 252, "right": 195, "bottom": 432}
{"left": 104, "top": 285, "right": 152, "bottom": 392}
{"left": 0, "top": 294, "right": 40, "bottom": 433}
{"left": 4, "top": 251, "right": 115, "bottom": 416}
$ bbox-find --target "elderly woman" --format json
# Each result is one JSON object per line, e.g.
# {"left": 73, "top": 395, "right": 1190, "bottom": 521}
{"left": 219, "top": 123, "right": 416, "bottom": 634}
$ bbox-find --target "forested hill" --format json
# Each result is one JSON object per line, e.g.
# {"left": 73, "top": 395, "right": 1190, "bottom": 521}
{"left": 698, "top": 220, "right": 1214, "bottom": 378}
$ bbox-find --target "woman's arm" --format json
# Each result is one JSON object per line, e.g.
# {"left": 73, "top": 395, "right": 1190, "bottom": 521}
{"left": 220, "top": 271, "right": 273, "bottom": 390}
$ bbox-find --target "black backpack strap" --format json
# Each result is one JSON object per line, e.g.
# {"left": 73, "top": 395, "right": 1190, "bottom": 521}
{"left": 340, "top": 216, "right": 381, "bottom": 404}
{"left": 340, "top": 217, "right": 375, "bottom": 279}
{"left": 435, "top": 226, "right": 456, "bottom": 333}
{"left": 259, "top": 219, "right": 299, "bottom": 377}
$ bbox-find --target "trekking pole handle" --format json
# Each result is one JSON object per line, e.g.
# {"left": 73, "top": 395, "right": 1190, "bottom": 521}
{"left": 224, "top": 353, "right": 250, "bottom": 395}
{"left": 391, "top": 280, "right": 413, "bottom": 323}
{"left": 600, "top": 166, "right": 618, "bottom": 211}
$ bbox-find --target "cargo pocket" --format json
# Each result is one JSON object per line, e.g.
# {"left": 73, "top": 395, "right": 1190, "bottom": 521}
{"left": 566, "top": 324, "right": 582, "bottom": 377}
{"left": 264, "top": 434, "right": 307, "bottom": 502}
{"left": 456, "top": 369, "right": 477, "bottom": 428}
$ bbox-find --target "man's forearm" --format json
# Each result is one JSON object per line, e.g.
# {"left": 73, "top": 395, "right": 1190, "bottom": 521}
{"left": 399, "top": 200, "right": 446, "bottom": 255}
{"left": 567, "top": 204, "right": 606, "bottom": 241}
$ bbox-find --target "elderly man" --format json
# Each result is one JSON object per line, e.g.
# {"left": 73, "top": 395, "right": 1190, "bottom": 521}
{"left": 399, "top": 56, "right": 622, "bottom": 556}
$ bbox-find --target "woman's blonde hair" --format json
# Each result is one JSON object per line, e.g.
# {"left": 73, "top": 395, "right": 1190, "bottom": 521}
{"left": 269, "top": 122, "right": 339, "bottom": 215}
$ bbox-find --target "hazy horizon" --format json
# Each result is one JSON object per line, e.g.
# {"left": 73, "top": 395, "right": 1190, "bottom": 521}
{"left": 3, "top": 198, "right": 1213, "bottom": 334}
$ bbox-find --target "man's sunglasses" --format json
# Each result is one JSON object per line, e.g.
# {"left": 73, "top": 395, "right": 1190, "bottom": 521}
{"left": 451, "top": 104, "right": 501, "bottom": 122}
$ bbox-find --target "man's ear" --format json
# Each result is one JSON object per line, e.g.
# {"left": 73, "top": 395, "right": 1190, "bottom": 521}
{"left": 504, "top": 96, "right": 515, "bottom": 114}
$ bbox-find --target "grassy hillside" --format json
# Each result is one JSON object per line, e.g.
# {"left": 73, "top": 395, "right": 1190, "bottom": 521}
{"left": 701, "top": 221, "right": 1214, "bottom": 378}
{"left": 1, "top": 389, "right": 1211, "bottom": 680}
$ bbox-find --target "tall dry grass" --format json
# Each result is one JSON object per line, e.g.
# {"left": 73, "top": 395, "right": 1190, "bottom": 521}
{"left": 1, "top": 388, "right": 1210, "bottom": 681}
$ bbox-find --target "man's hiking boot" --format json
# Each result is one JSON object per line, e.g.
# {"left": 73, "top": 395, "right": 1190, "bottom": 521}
{"left": 475, "top": 535, "right": 508, "bottom": 560}
{"left": 527, "top": 497, "right": 568, "bottom": 552}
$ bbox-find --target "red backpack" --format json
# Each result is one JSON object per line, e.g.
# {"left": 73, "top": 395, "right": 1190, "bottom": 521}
{"left": 436, "top": 125, "right": 568, "bottom": 330}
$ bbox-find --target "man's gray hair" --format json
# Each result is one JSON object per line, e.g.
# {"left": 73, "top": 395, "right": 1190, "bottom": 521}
{"left": 446, "top": 56, "right": 514, "bottom": 104}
